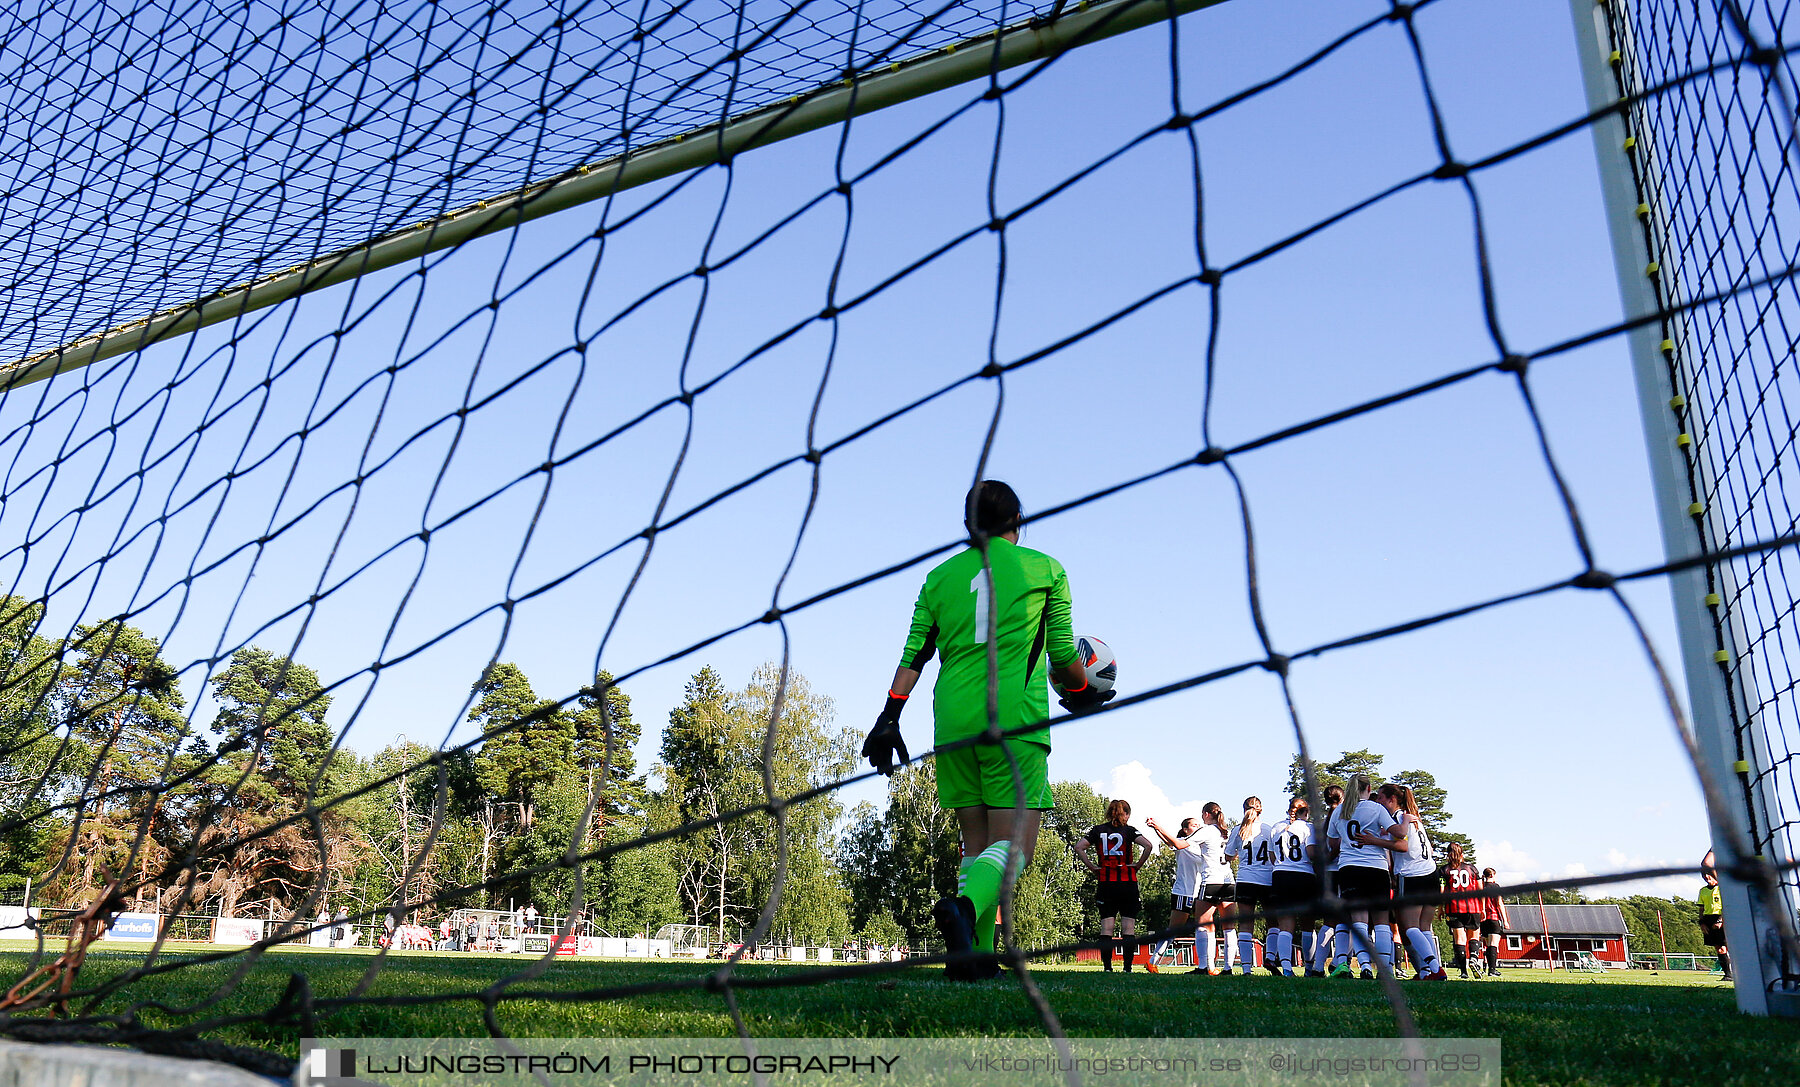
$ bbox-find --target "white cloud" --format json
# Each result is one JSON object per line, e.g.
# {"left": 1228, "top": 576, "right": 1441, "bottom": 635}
{"left": 1587, "top": 848, "right": 1702, "bottom": 900}
{"left": 1094, "top": 762, "right": 1212, "bottom": 849}
{"left": 1474, "top": 839, "right": 1538, "bottom": 886}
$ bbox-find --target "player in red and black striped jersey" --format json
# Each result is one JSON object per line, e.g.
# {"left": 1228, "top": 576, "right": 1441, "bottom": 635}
{"left": 1438, "top": 842, "right": 1482, "bottom": 976}
{"left": 1076, "top": 799, "right": 1154, "bottom": 972}
{"left": 1475, "top": 869, "right": 1508, "bottom": 978}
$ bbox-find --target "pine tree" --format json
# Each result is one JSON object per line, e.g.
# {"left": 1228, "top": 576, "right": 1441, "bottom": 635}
{"left": 49, "top": 621, "right": 187, "bottom": 907}
{"left": 470, "top": 662, "right": 572, "bottom": 829}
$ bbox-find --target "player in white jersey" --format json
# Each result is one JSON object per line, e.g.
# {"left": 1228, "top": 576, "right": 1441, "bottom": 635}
{"left": 1364, "top": 782, "right": 1445, "bottom": 980}
{"left": 1144, "top": 814, "right": 1203, "bottom": 971}
{"left": 1265, "top": 797, "right": 1317, "bottom": 977}
{"left": 1326, "top": 773, "right": 1398, "bottom": 979}
{"left": 1309, "top": 784, "right": 1346, "bottom": 976}
{"left": 1225, "top": 796, "right": 1274, "bottom": 975}
{"left": 1193, "top": 803, "right": 1237, "bottom": 974}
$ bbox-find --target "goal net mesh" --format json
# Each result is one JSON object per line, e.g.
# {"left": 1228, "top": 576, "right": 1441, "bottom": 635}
{"left": 0, "top": 0, "right": 1796, "bottom": 1075}
{"left": 1603, "top": 0, "right": 1800, "bottom": 994}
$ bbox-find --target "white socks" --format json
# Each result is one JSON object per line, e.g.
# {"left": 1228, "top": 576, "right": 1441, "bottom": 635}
{"left": 1237, "top": 930, "right": 1256, "bottom": 974}
{"left": 1405, "top": 928, "right": 1439, "bottom": 974}
{"left": 1196, "top": 929, "right": 1215, "bottom": 971}
{"left": 1350, "top": 923, "right": 1373, "bottom": 971}
{"left": 1372, "top": 924, "right": 1393, "bottom": 972}
{"left": 1272, "top": 929, "right": 1294, "bottom": 976}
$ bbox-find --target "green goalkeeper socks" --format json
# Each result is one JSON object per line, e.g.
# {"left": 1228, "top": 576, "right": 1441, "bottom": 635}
{"left": 964, "top": 841, "right": 1012, "bottom": 954}
{"left": 975, "top": 903, "right": 996, "bottom": 955}
{"left": 957, "top": 855, "right": 996, "bottom": 953}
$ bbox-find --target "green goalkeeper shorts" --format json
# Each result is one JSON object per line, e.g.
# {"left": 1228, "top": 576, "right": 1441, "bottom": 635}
{"left": 935, "top": 735, "right": 1052, "bottom": 810}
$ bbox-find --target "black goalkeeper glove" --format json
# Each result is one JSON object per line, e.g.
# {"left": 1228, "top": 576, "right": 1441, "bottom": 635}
{"left": 862, "top": 692, "right": 911, "bottom": 775}
{"left": 1058, "top": 680, "right": 1115, "bottom": 715}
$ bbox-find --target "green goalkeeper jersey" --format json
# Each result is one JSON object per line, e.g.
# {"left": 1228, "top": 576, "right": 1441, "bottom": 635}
{"left": 899, "top": 538, "right": 1079, "bottom": 746}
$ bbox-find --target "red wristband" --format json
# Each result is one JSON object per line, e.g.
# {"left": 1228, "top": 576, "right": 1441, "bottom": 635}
{"left": 1064, "top": 679, "right": 1089, "bottom": 693}
{"left": 887, "top": 690, "right": 908, "bottom": 700}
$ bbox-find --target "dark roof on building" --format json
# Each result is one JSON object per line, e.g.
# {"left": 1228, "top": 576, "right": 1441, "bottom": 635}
{"left": 1503, "top": 903, "right": 1629, "bottom": 936}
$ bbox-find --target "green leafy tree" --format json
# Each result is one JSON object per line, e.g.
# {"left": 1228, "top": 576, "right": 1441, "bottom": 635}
{"left": 582, "top": 819, "right": 683, "bottom": 937}
{"left": 858, "top": 909, "right": 906, "bottom": 948}
{"left": 1136, "top": 843, "right": 1176, "bottom": 942}
{"left": 1508, "top": 887, "right": 1585, "bottom": 906}
{"left": 346, "top": 741, "right": 456, "bottom": 914}
{"left": 0, "top": 597, "right": 63, "bottom": 898}
{"left": 838, "top": 762, "right": 960, "bottom": 943}
{"left": 1005, "top": 779, "right": 1107, "bottom": 958}
{"left": 839, "top": 802, "right": 890, "bottom": 932}
{"left": 654, "top": 667, "right": 750, "bottom": 937}
{"left": 733, "top": 665, "right": 854, "bottom": 945}
{"left": 1607, "top": 894, "right": 1706, "bottom": 959}
{"left": 651, "top": 665, "right": 854, "bottom": 944}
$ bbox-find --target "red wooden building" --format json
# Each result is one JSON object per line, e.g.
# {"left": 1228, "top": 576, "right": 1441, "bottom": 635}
{"left": 1496, "top": 903, "right": 1631, "bottom": 968}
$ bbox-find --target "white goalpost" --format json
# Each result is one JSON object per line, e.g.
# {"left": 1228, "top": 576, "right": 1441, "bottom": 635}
{"left": 1569, "top": 0, "right": 1800, "bottom": 1017}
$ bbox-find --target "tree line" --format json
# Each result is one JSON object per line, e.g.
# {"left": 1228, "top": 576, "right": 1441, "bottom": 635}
{"left": 6, "top": 593, "right": 1697, "bottom": 956}
{"left": 0, "top": 596, "right": 868, "bottom": 944}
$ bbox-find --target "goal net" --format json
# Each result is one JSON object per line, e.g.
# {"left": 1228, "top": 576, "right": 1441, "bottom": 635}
{"left": 655, "top": 924, "right": 715, "bottom": 957}
{"left": 1580, "top": 0, "right": 1800, "bottom": 1012}
{"left": 0, "top": 0, "right": 1797, "bottom": 1076}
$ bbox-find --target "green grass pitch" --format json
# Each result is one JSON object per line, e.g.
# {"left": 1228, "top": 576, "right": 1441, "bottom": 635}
{"left": 3, "top": 945, "right": 1797, "bottom": 1086}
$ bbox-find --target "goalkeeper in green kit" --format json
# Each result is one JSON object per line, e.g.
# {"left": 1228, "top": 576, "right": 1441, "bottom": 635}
{"left": 862, "top": 480, "right": 1112, "bottom": 979}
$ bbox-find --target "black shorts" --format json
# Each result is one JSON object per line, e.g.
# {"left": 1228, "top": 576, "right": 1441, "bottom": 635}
{"left": 1479, "top": 919, "right": 1505, "bottom": 937}
{"left": 1700, "top": 915, "right": 1726, "bottom": 947}
{"left": 1203, "top": 882, "right": 1235, "bottom": 904}
{"left": 1096, "top": 881, "right": 1142, "bottom": 919}
{"left": 1270, "top": 870, "right": 1320, "bottom": 913}
{"left": 1445, "top": 912, "right": 1480, "bottom": 930}
{"left": 1335, "top": 865, "right": 1391, "bottom": 903}
{"left": 1171, "top": 893, "right": 1199, "bottom": 914}
{"left": 1235, "top": 881, "right": 1270, "bottom": 911}
{"left": 1396, "top": 871, "right": 1442, "bottom": 898}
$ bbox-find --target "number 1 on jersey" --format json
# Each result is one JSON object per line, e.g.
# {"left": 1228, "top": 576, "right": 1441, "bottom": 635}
{"left": 970, "top": 573, "right": 991, "bottom": 644}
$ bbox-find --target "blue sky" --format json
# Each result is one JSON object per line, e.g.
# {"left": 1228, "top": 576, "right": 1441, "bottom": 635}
{"left": 0, "top": 0, "right": 1714, "bottom": 901}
